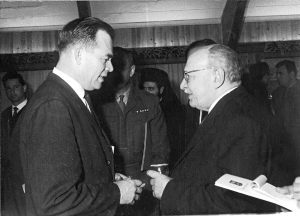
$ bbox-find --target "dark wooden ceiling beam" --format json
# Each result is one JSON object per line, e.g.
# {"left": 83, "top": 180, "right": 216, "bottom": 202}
{"left": 221, "top": 0, "right": 249, "bottom": 50}
{"left": 76, "top": 1, "right": 91, "bottom": 18}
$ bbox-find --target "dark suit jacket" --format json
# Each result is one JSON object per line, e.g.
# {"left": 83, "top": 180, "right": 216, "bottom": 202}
{"left": 273, "top": 81, "right": 300, "bottom": 177}
{"left": 14, "top": 73, "right": 120, "bottom": 216}
{"left": 99, "top": 87, "right": 169, "bottom": 182}
{"left": 160, "top": 86, "right": 277, "bottom": 214}
{"left": 1, "top": 105, "right": 26, "bottom": 216}
{"left": 1, "top": 105, "right": 24, "bottom": 175}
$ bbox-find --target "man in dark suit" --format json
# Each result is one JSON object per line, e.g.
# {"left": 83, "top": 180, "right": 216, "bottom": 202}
{"left": 148, "top": 43, "right": 278, "bottom": 214}
{"left": 184, "top": 39, "right": 216, "bottom": 143}
{"left": 1, "top": 72, "right": 28, "bottom": 216}
{"left": 139, "top": 67, "right": 185, "bottom": 170}
{"left": 274, "top": 60, "right": 300, "bottom": 178}
{"left": 13, "top": 17, "right": 143, "bottom": 216}
{"left": 95, "top": 47, "right": 169, "bottom": 216}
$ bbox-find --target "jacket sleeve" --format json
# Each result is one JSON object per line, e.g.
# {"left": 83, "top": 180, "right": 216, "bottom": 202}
{"left": 160, "top": 116, "right": 273, "bottom": 214}
{"left": 21, "top": 99, "right": 120, "bottom": 216}
{"left": 149, "top": 101, "right": 170, "bottom": 165}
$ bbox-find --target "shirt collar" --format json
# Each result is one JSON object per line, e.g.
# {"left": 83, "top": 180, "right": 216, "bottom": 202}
{"left": 12, "top": 99, "right": 27, "bottom": 113}
{"left": 116, "top": 87, "right": 131, "bottom": 104}
{"left": 208, "top": 86, "right": 238, "bottom": 113}
{"left": 53, "top": 67, "right": 85, "bottom": 103}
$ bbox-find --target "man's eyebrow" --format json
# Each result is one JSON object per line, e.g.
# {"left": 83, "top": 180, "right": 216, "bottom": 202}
{"left": 184, "top": 69, "right": 199, "bottom": 74}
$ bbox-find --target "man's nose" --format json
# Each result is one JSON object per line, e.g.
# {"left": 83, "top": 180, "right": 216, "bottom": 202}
{"left": 107, "top": 61, "right": 113, "bottom": 72}
{"left": 180, "top": 79, "right": 187, "bottom": 91}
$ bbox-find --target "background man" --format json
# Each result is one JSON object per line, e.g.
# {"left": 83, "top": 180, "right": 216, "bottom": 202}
{"left": 13, "top": 17, "right": 142, "bottom": 216}
{"left": 1, "top": 72, "right": 28, "bottom": 216}
{"left": 273, "top": 60, "right": 300, "bottom": 179}
{"left": 148, "top": 43, "right": 278, "bottom": 214}
{"left": 95, "top": 47, "right": 169, "bottom": 216}
{"left": 139, "top": 68, "right": 185, "bottom": 170}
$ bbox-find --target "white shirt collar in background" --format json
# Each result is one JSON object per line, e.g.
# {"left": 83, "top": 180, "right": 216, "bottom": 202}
{"left": 12, "top": 99, "right": 27, "bottom": 115}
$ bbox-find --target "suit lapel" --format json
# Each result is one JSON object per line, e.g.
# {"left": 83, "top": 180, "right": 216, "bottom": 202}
{"left": 172, "top": 113, "right": 216, "bottom": 170}
{"left": 172, "top": 88, "right": 242, "bottom": 171}
{"left": 124, "top": 88, "right": 138, "bottom": 114}
{"left": 49, "top": 74, "right": 114, "bottom": 175}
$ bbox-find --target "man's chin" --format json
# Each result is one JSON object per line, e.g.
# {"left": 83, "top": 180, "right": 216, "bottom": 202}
{"left": 188, "top": 100, "right": 197, "bottom": 109}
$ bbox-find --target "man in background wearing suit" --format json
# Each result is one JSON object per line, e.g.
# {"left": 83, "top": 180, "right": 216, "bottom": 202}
{"left": 1, "top": 72, "right": 28, "bottom": 216}
{"left": 273, "top": 60, "right": 300, "bottom": 179}
{"left": 148, "top": 43, "right": 278, "bottom": 214}
{"left": 13, "top": 17, "right": 143, "bottom": 216}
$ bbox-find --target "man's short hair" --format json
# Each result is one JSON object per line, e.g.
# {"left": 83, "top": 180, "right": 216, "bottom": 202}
{"left": 249, "top": 62, "right": 270, "bottom": 81}
{"left": 208, "top": 44, "right": 241, "bottom": 83}
{"left": 139, "top": 68, "right": 168, "bottom": 89}
{"left": 58, "top": 17, "right": 114, "bottom": 53}
{"left": 275, "top": 60, "right": 298, "bottom": 76}
{"left": 112, "top": 47, "right": 134, "bottom": 73}
{"left": 185, "top": 39, "right": 216, "bottom": 58}
{"left": 2, "top": 72, "right": 26, "bottom": 87}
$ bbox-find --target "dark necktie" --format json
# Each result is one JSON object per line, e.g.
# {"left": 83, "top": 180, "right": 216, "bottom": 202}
{"left": 9, "top": 107, "right": 19, "bottom": 135}
{"left": 12, "top": 107, "right": 18, "bottom": 118}
{"left": 84, "top": 92, "right": 93, "bottom": 113}
{"left": 118, "top": 95, "right": 126, "bottom": 113}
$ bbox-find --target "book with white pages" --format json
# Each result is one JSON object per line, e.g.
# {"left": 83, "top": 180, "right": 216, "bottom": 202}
{"left": 215, "top": 174, "right": 300, "bottom": 213}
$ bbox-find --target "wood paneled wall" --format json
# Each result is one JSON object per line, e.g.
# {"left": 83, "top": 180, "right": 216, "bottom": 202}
{"left": 1, "top": 20, "right": 300, "bottom": 110}
{"left": 1, "top": 20, "right": 300, "bottom": 54}
{"left": 0, "top": 23, "right": 222, "bottom": 54}
{"left": 240, "top": 20, "right": 300, "bottom": 42}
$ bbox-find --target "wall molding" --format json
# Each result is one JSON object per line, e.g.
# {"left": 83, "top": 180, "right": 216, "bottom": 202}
{"left": 1, "top": 40, "right": 300, "bottom": 72}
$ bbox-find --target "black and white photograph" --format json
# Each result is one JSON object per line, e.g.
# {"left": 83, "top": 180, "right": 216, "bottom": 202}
{"left": 0, "top": 1, "right": 300, "bottom": 216}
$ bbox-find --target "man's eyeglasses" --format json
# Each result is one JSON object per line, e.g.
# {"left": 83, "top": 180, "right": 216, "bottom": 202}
{"left": 100, "top": 56, "right": 112, "bottom": 65}
{"left": 183, "top": 68, "right": 208, "bottom": 83}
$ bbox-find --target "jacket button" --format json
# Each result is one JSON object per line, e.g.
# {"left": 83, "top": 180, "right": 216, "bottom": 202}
{"left": 107, "top": 160, "right": 111, "bottom": 165}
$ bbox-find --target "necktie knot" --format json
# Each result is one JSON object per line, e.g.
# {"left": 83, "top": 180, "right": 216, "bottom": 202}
{"left": 119, "top": 95, "right": 125, "bottom": 102}
{"left": 12, "top": 107, "right": 18, "bottom": 117}
{"left": 118, "top": 95, "right": 126, "bottom": 113}
{"left": 84, "top": 91, "right": 93, "bottom": 112}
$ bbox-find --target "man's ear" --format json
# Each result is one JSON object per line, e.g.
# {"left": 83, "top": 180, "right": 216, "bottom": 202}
{"left": 214, "top": 68, "right": 225, "bottom": 89}
{"left": 74, "top": 46, "right": 83, "bottom": 65}
{"left": 289, "top": 70, "right": 297, "bottom": 79}
{"left": 159, "top": 86, "right": 165, "bottom": 95}
{"left": 23, "top": 85, "right": 27, "bottom": 93}
{"left": 130, "top": 65, "right": 136, "bottom": 77}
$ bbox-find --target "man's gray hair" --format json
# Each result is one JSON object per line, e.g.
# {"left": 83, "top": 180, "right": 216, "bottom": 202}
{"left": 207, "top": 44, "right": 241, "bottom": 83}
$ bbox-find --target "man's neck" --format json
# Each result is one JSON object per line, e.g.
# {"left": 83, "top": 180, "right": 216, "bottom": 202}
{"left": 12, "top": 98, "right": 26, "bottom": 107}
{"left": 288, "top": 79, "right": 297, "bottom": 88}
{"left": 117, "top": 82, "right": 131, "bottom": 95}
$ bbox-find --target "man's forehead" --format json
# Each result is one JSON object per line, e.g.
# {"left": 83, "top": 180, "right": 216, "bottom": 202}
{"left": 186, "top": 48, "right": 209, "bottom": 69}
{"left": 6, "top": 79, "right": 21, "bottom": 84}
{"left": 277, "top": 66, "right": 288, "bottom": 73}
{"left": 95, "top": 30, "right": 113, "bottom": 53}
{"left": 144, "top": 81, "right": 157, "bottom": 86}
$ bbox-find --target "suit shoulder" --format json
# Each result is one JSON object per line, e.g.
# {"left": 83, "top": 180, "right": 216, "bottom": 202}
{"left": 1, "top": 106, "right": 11, "bottom": 116}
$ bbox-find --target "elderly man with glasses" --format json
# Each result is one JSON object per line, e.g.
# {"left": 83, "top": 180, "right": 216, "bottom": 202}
{"left": 147, "top": 43, "right": 281, "bottom": 214}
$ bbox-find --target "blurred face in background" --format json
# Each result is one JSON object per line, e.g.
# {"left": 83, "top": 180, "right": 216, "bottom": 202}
{"left": 276, "top": 65, "right": 293, "bottom": 87}
{"left": 143, "top": 81, "right": 164, "bottom": 97}
{"left": 4, "top": 78, "right": 27, "bottom": 106}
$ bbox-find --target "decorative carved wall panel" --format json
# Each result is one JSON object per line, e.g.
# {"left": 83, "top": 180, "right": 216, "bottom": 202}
{"left": 1, "top": 40, "right": 300, "bottom": 72}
